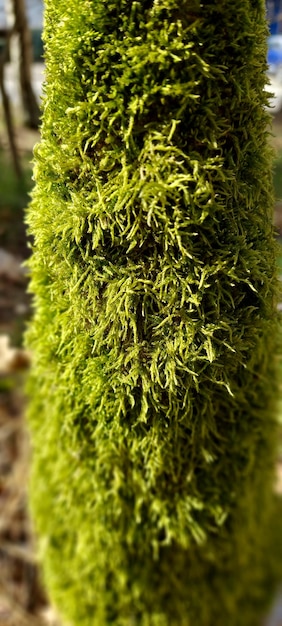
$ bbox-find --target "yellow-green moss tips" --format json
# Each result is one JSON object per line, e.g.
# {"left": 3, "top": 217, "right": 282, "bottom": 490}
{"left": 26, "top": 1, "right": 281, "bottom": 625}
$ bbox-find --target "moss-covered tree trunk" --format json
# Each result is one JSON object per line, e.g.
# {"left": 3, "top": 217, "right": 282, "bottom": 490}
{"left": 26, "top": 1, "right": 281, "bottom": 625}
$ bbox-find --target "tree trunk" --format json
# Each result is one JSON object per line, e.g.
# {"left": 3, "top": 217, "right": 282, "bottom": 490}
{"left": 0, "top": 31, "right": 22, "bottom": 178}
{"left": 6, "top": 0, "right": 40, "bottom": 129}
{"left": 26, "top": 2, "right": 281, "bottom": 625}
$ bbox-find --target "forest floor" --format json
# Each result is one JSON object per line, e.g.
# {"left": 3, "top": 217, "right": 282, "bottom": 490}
{"left": 0, "top": 113, "right": 282, "bottom": 626}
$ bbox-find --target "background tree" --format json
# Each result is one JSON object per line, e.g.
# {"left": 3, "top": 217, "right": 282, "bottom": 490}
{"left": 0, "top": 29, "right": 22, "bottom": 177}
{"left": 26, "top": 1, "right": 281, "bottom": 625}
{"left": 5, "top": 0, "right": 40, "bottom": 128}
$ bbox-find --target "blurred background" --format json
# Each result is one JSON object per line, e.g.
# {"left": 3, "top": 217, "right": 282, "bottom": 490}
{"left": 0, "top": 1, "right": 282, "bottom": 625}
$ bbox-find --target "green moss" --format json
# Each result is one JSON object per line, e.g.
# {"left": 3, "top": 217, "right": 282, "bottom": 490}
{"left": 26, "top": 1, "right": 281, "bottom": 625}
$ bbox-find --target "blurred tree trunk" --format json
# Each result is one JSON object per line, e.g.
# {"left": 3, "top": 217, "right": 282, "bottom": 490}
{"left": 0, "top": 31, "right": 22, "bottom": 178}
{"left": 6, "top": 0, "right": 40, "bottom": 129}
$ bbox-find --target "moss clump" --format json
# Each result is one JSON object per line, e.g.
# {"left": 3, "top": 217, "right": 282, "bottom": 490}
{"left": 26, "top": 1, "right": 281, "bottom": 625}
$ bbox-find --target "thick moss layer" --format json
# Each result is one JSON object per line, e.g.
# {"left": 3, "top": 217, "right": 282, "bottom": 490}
{"left": 26, "top": 1, "right": 281, "bottom": 625}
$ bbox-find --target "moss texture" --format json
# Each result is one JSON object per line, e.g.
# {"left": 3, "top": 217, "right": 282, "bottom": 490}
{"left": 26, "top": 1, "right": 281, "bottom": 625}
